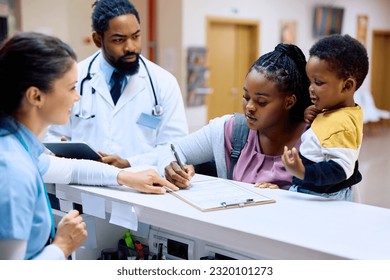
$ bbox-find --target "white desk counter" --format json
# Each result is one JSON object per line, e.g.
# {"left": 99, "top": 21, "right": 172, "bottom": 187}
{"left": 54, "top": 175, "right": 390, "bottom": 260}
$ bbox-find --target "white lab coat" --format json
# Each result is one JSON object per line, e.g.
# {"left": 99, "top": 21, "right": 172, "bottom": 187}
{"left": 45, "top": 52, "right": 189, "bottom": 166}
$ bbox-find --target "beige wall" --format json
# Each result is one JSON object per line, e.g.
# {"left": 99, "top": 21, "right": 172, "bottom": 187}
{"left": 11, "top": 0, "right": 390, "bottom": 130}
{"left": 16, "top": 0, "right": 149, "bottom": 61}
{"left": 19, "top": 0, "right": 69, "bottom": 36}
{"left": 131, "top": 0, "right": 149, "bottom": 58}
{"left": 15, "top": 0, "right": 390, "bottom": 92}
{"left": 182, "top": 0, "right": 390, "bottom": 94}
{"left": 156, "top": 0, "right": 183, "bottom": 91}
{"left": 17, "top": 0, "right": 96, "bottom": 60}
{"left": 66, "top": 0, "right": 97, "bottom": 60}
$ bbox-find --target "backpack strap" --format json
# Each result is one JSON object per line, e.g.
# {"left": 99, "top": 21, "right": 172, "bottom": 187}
{"left": 228, "top": 113, "right": 250, "bottom": 180}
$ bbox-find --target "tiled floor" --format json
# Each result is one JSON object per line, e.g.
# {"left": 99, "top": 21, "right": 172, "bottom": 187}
{"left": 355, "top": 120, "right": 390, "bottom": 208}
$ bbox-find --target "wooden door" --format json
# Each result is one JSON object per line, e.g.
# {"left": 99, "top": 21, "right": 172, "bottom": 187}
{"left": 371, "top": 30, "right": 390, "bottom": 110}
{"left": 206, "top": 18, "right": 259, "bottom": 121}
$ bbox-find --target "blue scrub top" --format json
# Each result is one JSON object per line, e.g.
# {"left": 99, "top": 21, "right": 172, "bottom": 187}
{"left": 0, "top": 117, "right": 51, "bottom": 259}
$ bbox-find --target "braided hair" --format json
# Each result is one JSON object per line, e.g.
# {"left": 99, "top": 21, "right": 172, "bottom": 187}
{"left": 91, "top": 0, "right": 140, "bottom": 36}
{"left": 249, "top": 44, "right": 311, "bottom": 121}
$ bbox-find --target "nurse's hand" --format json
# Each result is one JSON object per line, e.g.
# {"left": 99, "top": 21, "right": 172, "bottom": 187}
{"left": 117, "top": 169, "right": 179, "bottom": 194}
{"left": 164, "top": 161, "right": 195, "bottom": 189}
{"left": 53, "top": 210, "right": 88, "bottom": 258}
{"left": 99, "top": 151, "right": 131, "bottom": 168}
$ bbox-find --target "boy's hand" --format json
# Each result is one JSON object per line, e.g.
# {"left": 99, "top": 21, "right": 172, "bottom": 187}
{"left": 281, "top": 146, "right": 305, "bottom": 180}
{"left": 304, "top": 105, "right": 321, "bottom": 124}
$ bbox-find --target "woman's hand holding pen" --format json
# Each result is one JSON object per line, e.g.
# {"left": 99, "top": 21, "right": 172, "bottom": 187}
{"left": 117, "top": 169, "right": 178, "bottom": 194}
{"left": 166, "top": 144, "right": 194, "bottom": 188}
{"left": 164, "top": 162, "right": 195, "bottom": 189}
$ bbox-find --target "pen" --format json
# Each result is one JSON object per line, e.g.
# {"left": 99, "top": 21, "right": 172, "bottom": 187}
{"left": 162, "top": 185, "right": 174, "bottom": 192}
{"left": 170, "top": 144, "right": 185, "bottom": 170}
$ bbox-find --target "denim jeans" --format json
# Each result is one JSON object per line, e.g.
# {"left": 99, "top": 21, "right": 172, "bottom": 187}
{"left": 289, "top": 185, "right": 353, "bottom": 201}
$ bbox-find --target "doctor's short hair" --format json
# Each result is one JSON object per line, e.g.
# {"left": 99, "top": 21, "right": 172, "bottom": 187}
{"left": 309, "top": 34, "right": 369, "bottom": 91}
{"left": 0, "top": 32, "right": 77, "bottom": 118}
{"left": 249, "top": 43, "right": 311, "bottom": 122}
{"left": 92, "top": 0, "right": 140, "bottom": 36}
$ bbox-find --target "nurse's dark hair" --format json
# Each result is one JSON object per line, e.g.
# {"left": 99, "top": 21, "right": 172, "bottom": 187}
{"left": 249, "top": 43, "right": 311, "bottom": 122}
{"left": 0, "top": 31, "right": 77, "bottom": 120}
{"left": 92, "top": 0, "right": 140, "bottom": 35}
{"left": 309, "top": 34, "right": 369, "bottom": 91}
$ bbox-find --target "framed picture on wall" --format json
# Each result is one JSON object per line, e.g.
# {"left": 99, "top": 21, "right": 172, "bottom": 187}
{"left": 280, "top": 20, "right": 297, "bottom": 44}
{"left": 187, "top": 47, "right": 212, "bottom": 107}
{"left": 357, "top": 15, "right": 368, "bottom": 47}
{"left": 0, "top": 3, "right": 8, "bottom": 43}
{"left": 312, "top": 6, "right": 344, "bottom": 37}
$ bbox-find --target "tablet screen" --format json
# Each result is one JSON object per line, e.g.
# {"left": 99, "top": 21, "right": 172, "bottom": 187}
{"left": 43, "top": 141, "right": 102, "bottom": 160}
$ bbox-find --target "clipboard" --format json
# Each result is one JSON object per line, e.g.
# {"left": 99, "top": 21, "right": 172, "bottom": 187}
{"left": 167, "top": 177, "right": 275, "bottom": 212}
{"left": 43, "top": 141, "right": 102, "bottom": 161}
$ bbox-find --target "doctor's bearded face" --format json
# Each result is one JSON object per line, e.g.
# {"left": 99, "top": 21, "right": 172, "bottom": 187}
{"left": 104, "top": 48, "right": 140, "bottom": 75}
{"left": 98, "top": 14, "right": 142, "bottom": 75}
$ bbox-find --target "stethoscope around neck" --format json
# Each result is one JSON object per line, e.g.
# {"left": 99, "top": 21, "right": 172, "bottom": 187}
{"left": 75, "top": 52, "right": 163, "bottom": 119}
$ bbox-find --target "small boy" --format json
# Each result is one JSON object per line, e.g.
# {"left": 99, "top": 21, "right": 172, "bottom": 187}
{"left": 282, "top": 34, "right": 369, "bottom": 200}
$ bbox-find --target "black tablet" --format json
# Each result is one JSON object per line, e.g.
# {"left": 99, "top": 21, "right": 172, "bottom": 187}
{"left": 43, "top": 141, "right": 102, "bottom": 161}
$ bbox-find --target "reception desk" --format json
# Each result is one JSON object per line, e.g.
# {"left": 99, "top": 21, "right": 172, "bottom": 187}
{"left": 51, "top": 175, "right": 390, "bottom": 260}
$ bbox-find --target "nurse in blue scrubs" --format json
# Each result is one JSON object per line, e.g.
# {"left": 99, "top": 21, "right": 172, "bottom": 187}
{"left": 0, "top": 32, "right": 176, "bottom": 260}
{"left": 0, "top": 32, "right": 87, "bottom": 260}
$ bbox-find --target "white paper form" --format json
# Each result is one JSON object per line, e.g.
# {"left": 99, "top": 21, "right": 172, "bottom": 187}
{"left": 170, "top": 178, "right": 275, "bottom": 211}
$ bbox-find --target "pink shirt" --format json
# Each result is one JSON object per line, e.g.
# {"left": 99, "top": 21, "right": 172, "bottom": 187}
{"left": 224, "top": 117, "right": 302, "bottom": 190}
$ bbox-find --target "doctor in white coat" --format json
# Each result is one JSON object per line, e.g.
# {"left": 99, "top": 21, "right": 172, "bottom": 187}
{"left": 45, "top": 0, "right": 188, "bottom": 168}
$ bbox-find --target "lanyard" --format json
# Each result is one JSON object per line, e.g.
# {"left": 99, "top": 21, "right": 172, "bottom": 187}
{"left": 15, "top": 132, "right": 56, "bottom": 240}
